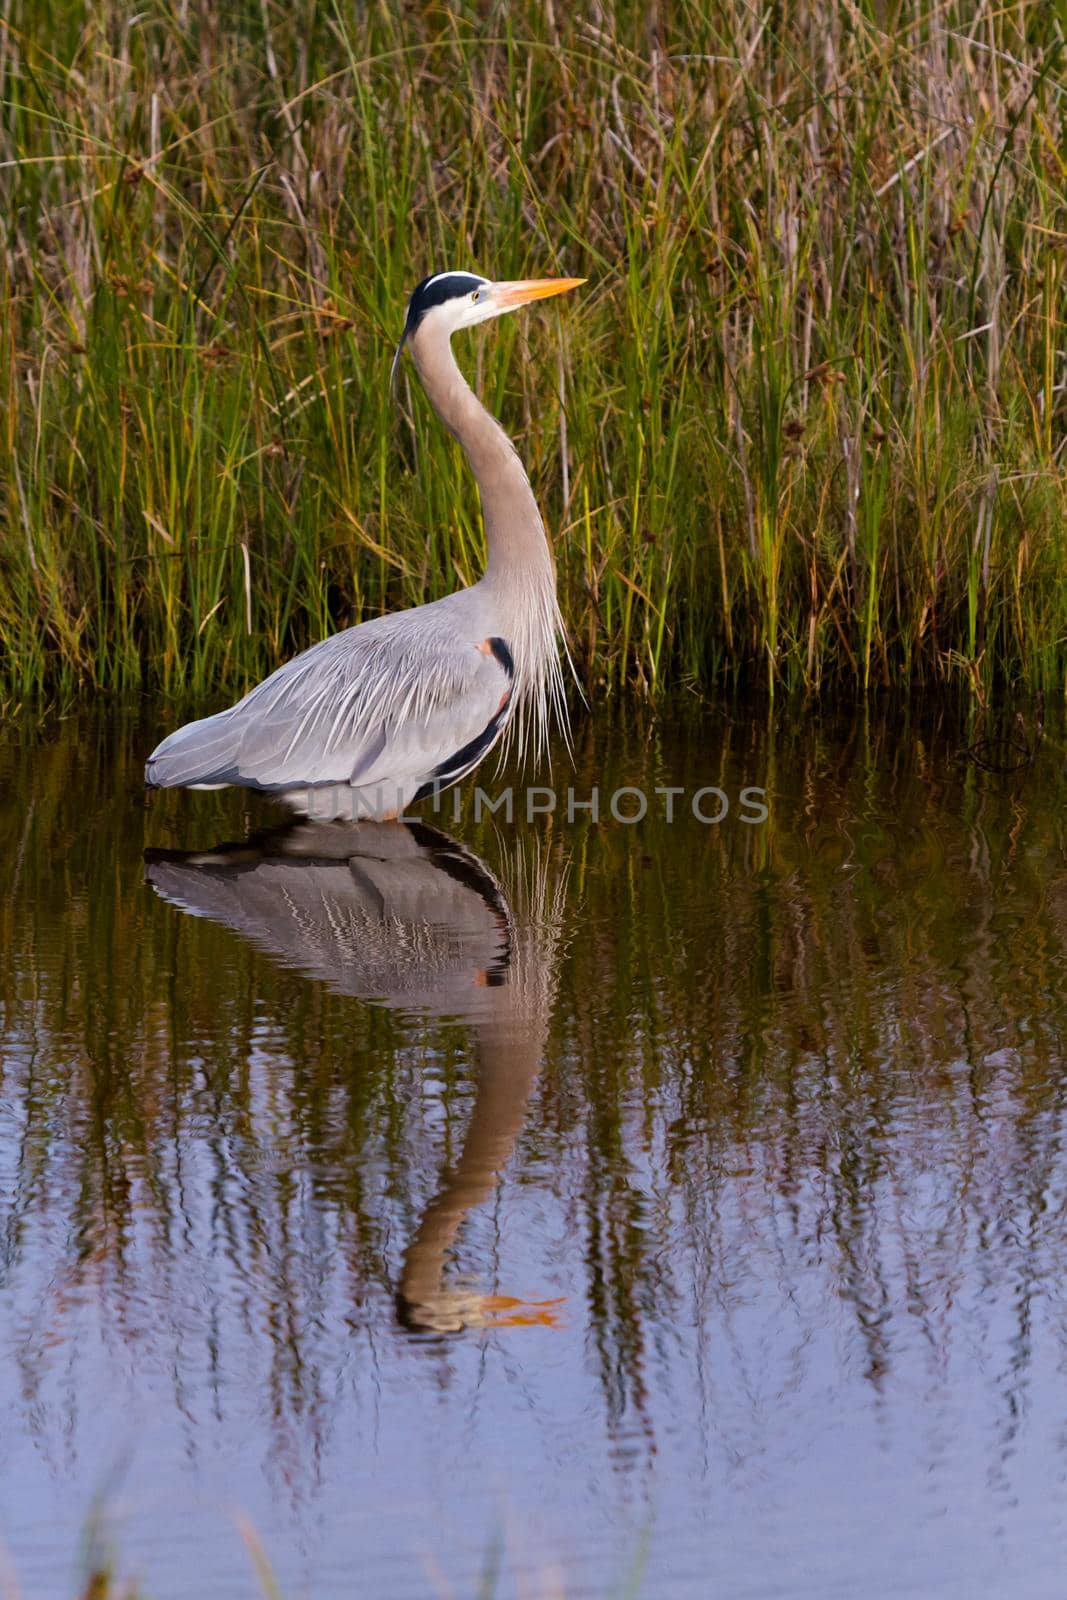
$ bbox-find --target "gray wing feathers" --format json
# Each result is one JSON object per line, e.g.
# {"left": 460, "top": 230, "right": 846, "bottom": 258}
{"left": 142, "top": 709, "right": 245, "bottom": 788}
{"left": 145, "top": 601, "right": 510, "bottom": 793}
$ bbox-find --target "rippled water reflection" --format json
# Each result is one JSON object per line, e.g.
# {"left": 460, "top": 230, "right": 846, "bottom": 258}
{"left": 3, "top": 703, "right": 1067, "bottom": 1598}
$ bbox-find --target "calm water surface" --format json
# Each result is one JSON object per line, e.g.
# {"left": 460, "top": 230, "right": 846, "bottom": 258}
{"left": 3, "top": 703, "right": 1067, "bottom": 1598}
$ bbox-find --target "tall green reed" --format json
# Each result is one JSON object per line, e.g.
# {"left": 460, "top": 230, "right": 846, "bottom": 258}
{"left": 0, "top": 0, "right": 1064, "bottom": 706}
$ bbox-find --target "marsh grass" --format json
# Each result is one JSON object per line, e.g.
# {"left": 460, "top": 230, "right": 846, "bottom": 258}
{"left": 65, "top": 1514, "right": 643, "bottom": 1600}
{"left": 1, "top": 0, "right": 1064, "bottom": 705}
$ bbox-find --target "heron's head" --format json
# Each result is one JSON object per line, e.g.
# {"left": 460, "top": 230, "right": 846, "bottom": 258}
{"left": 391, "top": 270, "right": 584, "bottom": 386}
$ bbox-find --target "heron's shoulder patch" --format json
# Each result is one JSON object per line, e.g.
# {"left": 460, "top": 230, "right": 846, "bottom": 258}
{"left": 476, "top": 636, "right": 515, "bottom": 677}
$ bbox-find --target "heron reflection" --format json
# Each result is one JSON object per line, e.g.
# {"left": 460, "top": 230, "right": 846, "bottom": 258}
{"left": 144, "top": 820, "right": 565, "bottom": 1333}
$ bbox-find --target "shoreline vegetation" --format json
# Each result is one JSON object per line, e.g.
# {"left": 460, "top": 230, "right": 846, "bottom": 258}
{"left": 1, "top": 0, "right": 1064, "bottom": 706}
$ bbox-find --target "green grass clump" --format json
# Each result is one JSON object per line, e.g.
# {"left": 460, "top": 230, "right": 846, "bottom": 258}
{"left": 0, "top": 0, "right": 1065, "bottom": 705}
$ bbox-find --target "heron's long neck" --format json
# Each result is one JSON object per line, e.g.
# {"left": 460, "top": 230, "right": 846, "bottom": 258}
{"left": 409, "top": 321, "right": 569, "bottom": 766}
{"left": 409, "top": 324, "right": 555, "bottom": 597}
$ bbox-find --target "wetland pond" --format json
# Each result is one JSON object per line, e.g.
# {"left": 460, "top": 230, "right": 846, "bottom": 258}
{"left": 3, "top": 702, "right": 1067, "bottom": 1599}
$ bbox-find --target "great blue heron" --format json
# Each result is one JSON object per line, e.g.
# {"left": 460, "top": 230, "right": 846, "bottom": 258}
{"left": 145, "top": 271, "right": 585, "bottom": 819}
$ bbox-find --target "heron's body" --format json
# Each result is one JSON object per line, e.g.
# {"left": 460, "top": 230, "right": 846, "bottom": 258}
{"left": 145, "top": 270, "right": 583, "bottom": 818}
{"left": 146, "top": 587, "right": 516, "bottom": 818}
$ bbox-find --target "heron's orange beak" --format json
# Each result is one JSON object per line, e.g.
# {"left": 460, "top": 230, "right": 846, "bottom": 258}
{"left": 492, "top": 277, "right": 586, "bottom": 309}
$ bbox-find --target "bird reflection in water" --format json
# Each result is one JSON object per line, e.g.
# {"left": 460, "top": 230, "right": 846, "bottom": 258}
{"left": 144, "top": 820, "right": 566, "bottom": 1335}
